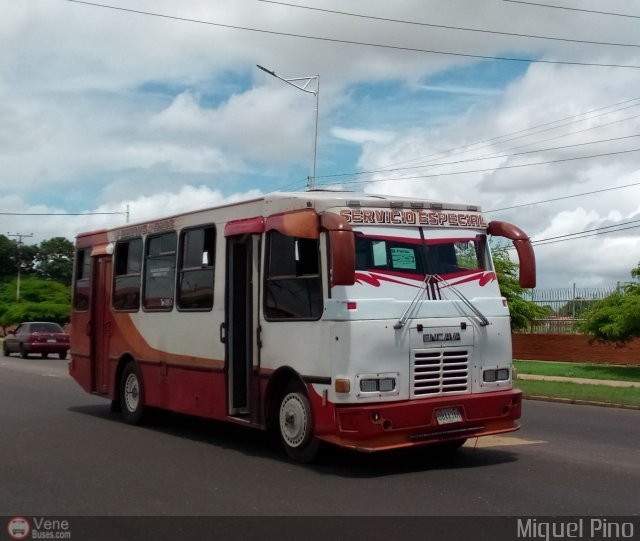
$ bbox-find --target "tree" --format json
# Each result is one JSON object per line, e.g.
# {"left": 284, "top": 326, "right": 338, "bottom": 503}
{"left": 0, "top": 302, "right": 70, "bottom": 328}
{"left": 0, "top": 235, "right": 19, "bottom": 280}
{"left": 35, "top": 237, "right": 74, "bottom": 285}
{"left": 492, "top": 246, "right": 549, "bottom": 331}
{"left": 0, "top": 234, "right": 39, "bottom": 279}
{"left": 556, "top": 298, "right": 596, "bottom": 318}
{"left": 578, "top": 262, "right": 640, "bottom": 343}
{"left": 0, "top": 276, "right": 71, "bottom": 332}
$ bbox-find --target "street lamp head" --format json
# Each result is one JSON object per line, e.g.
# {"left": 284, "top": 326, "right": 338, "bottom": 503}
{"left": 256, "top": 64, "right": 276, "bottom": 77}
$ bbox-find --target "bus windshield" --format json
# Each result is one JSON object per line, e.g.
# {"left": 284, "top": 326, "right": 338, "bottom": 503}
{"left": 355, "top": 231, "right": 492, "bottom": 280}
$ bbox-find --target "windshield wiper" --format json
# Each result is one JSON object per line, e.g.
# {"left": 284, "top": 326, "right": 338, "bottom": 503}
{"left": 393, "top": 273, "right": 490, "bottom": 329}
{"left": 394, "top": 274, "right": 433, "bottom": 329}
{"left": 434, "top": 274, "right": 489, "bottom": 326}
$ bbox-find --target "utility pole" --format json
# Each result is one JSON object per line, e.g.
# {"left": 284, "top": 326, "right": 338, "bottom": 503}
{"left": 257, "top": 65, "right": 320, "bottom": 190}
{"left": 7, "top": 232, "right": 34, "bottom": 302}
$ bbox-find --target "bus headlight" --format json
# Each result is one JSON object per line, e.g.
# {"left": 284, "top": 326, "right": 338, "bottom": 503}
{"left": 483, "top": 368, "right": 510, "bottom": 382}
{"left": 356, "top": 373, "right": 399, "bottom": 397}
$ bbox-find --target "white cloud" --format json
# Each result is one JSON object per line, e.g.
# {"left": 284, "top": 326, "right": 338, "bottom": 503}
{"left": 331, "top": 127, "right": 395, "bottom": 144}
{"left": 413, "top": 84, "right": 503, "bottom": 96}
{"left": 0, "top": 186, "right": 263, "bottom": 245}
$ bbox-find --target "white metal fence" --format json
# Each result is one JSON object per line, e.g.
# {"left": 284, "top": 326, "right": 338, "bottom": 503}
{"left": 519, "top": 284, "right": 621, "bottom": 334}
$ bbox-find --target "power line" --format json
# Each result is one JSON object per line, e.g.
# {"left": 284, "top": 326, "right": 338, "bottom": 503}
{"left": 503, "top": 0, "right": 640, "bottom": 19}
{"left": 64, "top": 0, "right": 640, "bottom": 69}
{"left": 316, "top": 147, "right": 640, "bottom": 187}
{"left": 485, "top": 180, "right": 640, "bottom": 213}
{"left": 426, "top": 107, "right": 640, "bottom": 166}
{"left": 317, "top": 133, "right": 640, "bottom": 180}
{"left": 259, "top": 0, "right": 640, "bottom": 49}
{"left": 531, "top": 221, "right": 640, "bottom": 246}
{"left": 0, "top": 211, "right": 127, "bottom": 217}
{"left": 318, "top": 98, "right": 640, "bottom": 181}
{"left": 473, "top": 112, "right": 640, "bottom": 160}
{"left": 534, "top": 219, "right": 640, "bottom": 242}
{"left": 502, "top": 219, "right": 640, "bottom": 249}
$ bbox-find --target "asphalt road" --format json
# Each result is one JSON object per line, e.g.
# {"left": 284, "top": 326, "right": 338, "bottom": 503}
{"left": 1, "top": 354, "right": 639, "bottom": 517}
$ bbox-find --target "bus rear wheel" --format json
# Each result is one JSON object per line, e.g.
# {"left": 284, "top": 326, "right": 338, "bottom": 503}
{"left": 120, "top": 362, "right": 145, "bottom": 425}
{"left": 278, "top": 386, "right": 319, "bottom": 463}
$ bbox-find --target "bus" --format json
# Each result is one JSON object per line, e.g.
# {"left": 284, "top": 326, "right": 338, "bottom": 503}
{"left": 69, "top": 191, "right": 535, "bottom": 462}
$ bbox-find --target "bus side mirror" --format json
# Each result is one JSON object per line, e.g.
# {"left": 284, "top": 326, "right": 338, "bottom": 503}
{"left": 321, "top": 212, "right": 356, "bottom": 287}
{"left": 328, "top": 230, "right": 356, "bottom": 286}
{"left": 487, "top": 221, "right": 536, "bottom": 289}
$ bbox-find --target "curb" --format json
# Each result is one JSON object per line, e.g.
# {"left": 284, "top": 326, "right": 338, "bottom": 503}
{"left": 517, "top": 373, "right": 640, "bottom": 388}
{"left": 523, "top": 394, "right": 640, "bottom": 411}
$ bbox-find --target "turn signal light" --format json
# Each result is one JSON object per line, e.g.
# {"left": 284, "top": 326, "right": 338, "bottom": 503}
{"left": 335, "top": 378, "right": 351, "bottom": 393}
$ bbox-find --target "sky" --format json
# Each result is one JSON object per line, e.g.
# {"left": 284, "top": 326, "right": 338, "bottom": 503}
{"left": 2, "top": 0, "right": 640, "bottom": 288}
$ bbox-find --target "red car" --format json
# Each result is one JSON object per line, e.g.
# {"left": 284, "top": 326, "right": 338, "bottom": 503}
{"left": 3, "top": 322, "right": 69, "bottom": 359}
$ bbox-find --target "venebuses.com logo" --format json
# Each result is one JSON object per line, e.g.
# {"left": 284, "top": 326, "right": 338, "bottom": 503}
{"left": 6, "top": 517, "right": 30, "bottom": 540}
{"left": 6, "top": 517, "right": 72, "bottom": 540}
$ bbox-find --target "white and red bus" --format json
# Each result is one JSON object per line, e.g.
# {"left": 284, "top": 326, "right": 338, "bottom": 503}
{"left": 69, "top": 191, "right": 535, "bottom": 461}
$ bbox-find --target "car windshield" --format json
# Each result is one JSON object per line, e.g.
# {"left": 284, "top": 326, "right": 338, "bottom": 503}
{"left": 30, "top": 323, "right": 64, "bottom": 333}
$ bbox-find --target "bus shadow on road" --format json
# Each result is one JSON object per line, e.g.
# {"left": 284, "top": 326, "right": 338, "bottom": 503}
{"left": 69, "top": 403, "right": 519, "bottom": 477}
{"left": 315, "top": 443, "right": 519, "bottom": 478}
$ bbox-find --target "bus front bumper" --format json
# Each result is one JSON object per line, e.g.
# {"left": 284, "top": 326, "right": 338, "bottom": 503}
{"left": 316, "top": 389, "right": 522, "bottom": 452}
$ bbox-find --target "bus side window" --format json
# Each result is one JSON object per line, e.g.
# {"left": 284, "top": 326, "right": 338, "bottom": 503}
{"left": 264, "top": 231, "right": 322, "bottom": 320}
{"left": 177, "top": 226, "right": 215, "bottom": 311}
{"left": 143, "top": 232, "right": 177, "bottom": 311}
{"left": 73, "top": 248, "right": 91, "bottom": 312}
{"left": 113, "top": 238, "right": 142, "bottom": 311}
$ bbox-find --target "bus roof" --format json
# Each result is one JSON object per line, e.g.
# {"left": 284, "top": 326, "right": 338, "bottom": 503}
{"left": 75, "top": 190, "right": 483, "bottom": 240}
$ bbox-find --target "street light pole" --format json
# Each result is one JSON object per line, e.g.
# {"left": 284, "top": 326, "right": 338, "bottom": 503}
{"left": 257, "top": 64, "right": 320, "bottom": 190}
{"left": 7, "top": 232, "right": 33, "bottom": 302}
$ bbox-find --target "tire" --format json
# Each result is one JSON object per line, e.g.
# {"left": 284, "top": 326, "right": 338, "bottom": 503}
{"left": 119, "top": 362, "right": 145, "bottom": 425}
{"left": 42, "top": 352, "right": 49, "bottom": 359}
{"left": 2, "top": 342, "right": 9, "bottom": 357}
{"left": 278, "top": 386, "right": 320, "bottom": 463}
{"left": 58, "top": 351, "right": 67, "bottom": 360}
{"left": 19, "top": 345, "right": 28, "bottom": 359}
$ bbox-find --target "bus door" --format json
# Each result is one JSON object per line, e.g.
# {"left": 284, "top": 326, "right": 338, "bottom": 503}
{"left": 90, "top": 255, "right": 112, "bottom": 394}
{"left": 225, "top": 234, "right": 261, "bottom": 417}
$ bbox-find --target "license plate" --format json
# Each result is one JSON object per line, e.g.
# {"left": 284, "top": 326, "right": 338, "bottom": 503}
{"left": 47, "top": 339, "right": 56, "bottom": 343}
{"left": 436, "top": 407, "right": 463, "bottom": 425}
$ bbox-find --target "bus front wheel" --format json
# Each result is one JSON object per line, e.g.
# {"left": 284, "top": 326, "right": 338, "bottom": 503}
{"left": 278, "top": 386, "right": 319, "bottom": 463}
{"left": 120, "top": 362, "right": 145, "bottom": 425}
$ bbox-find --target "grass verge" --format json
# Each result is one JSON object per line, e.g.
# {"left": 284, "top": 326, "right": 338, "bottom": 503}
{"left": 514, "top": 360, "right": 640, "bottom": 382}
{"left": 517, "top": 379, "right": 640, "bottom": 407}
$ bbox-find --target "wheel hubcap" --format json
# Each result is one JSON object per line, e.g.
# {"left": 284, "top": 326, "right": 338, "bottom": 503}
{"left": 279, "top": 394, "right": 308, "bottom": 448}
{"left": 124, "top": 373, "right": 140, "bottom": 412}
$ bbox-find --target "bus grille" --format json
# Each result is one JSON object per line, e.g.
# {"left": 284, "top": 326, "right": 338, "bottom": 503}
{"left": 412, "top": 349, "right": 470, "bottom": 397}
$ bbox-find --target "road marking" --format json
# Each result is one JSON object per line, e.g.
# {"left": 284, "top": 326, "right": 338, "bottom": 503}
{"left": 464, "top": 435, "right": 546, "bottom": 448}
